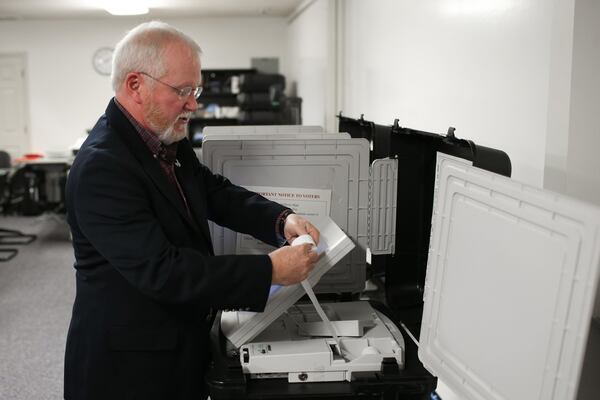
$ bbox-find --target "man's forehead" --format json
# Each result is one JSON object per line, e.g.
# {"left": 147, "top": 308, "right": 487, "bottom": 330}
{"left": 164, "top": 40, "right": 198, "bottom": 59}
{"left": 162, "top": 43, "right": 201, "bottom": 78}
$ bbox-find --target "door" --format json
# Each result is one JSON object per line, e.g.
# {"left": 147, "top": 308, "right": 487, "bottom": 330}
{"left": 0, "top": 54, "right": 29, "bottom": 160}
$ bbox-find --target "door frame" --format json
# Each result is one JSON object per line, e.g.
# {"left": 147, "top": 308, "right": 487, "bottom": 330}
{"left": 0, "top": 52, "right": 30, "bottom": 158}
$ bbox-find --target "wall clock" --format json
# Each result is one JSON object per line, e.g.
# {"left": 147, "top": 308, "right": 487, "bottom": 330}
{"left": 92, "top": 47, "right": 114, "bottom": 76}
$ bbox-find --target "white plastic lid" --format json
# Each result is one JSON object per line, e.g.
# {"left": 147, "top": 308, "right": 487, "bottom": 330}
{"left": 419, "top": 153, "right": 600, "bottom": 400}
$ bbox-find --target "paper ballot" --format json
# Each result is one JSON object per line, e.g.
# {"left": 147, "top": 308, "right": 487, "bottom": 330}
{"left": 291, "top": 234, "right": 342, "bottom": 354}
{"left": 221, "top": 216, "right": 355, "bottom": 348}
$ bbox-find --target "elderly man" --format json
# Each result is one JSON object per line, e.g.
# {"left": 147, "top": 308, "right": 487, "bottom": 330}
{"left": 64, "top": 21, "right": 319, "bottom": 400}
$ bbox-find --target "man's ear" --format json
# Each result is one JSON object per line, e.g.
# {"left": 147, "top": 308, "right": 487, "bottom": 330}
{"left": 124, "top": 72, "right": 144, "bottom": 104}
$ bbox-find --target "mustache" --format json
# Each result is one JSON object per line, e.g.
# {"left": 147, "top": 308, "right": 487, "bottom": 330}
{"left": 178, "top": 112, "right": 193, "bottom": 119}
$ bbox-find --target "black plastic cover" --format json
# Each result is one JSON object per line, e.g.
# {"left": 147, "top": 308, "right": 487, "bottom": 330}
{"left": 239, "top": 73, "right": 286, "bottom": 93}
{"left": 338, "top": 114, "right": 511, "bottom": 330}
{"left": 237, "top": 93, "right": 280, "bottom": 111}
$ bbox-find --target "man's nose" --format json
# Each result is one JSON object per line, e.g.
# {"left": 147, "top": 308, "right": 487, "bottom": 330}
{"left": 184, "top": 95, "right": 197, "bottom": 111}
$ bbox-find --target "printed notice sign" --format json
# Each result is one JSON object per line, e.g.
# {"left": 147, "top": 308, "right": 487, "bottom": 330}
{"left": 236, "top": 186, "right": 332, "bottom": 254}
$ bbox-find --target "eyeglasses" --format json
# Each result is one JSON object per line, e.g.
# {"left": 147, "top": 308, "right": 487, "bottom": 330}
{"left": 139, "top": 72, "right": 203, "bottom": 100}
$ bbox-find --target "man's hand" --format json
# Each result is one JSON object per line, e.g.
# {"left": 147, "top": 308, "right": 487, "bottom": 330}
{"left": 283, "top": 214, "right": 320, "bottom": 246}
{"left": 269, "top": 244, "right": 318, "bottom": 286}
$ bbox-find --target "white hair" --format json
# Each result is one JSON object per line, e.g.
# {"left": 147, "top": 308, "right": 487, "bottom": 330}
{"left": 111, "top": 21, "right": 202, "bottom": 91}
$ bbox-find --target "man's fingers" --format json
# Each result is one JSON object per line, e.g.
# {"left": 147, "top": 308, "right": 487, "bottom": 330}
{"left": 303, "top": 243, "right": 314, "bottom": 253}
{"left": 284, "top": 215, "right": 320, "bottom": 244}
{"left": 303, "top": 222, "right": 320, "bottom": 244}
{"left": 270, "top": 241, "right": 320, "bottom": 286}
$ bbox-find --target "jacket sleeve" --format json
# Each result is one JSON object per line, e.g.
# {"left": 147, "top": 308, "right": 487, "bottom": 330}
{"left": 192, "top": 157, "right": 289, "bottom": 248}
{"left": 69, "top": 148, "right": 272, "bottom": 310}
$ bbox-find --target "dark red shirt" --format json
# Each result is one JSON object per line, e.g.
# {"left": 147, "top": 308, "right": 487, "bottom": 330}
{"left": 114, "top": 99, "right": 191, "bottom": 217}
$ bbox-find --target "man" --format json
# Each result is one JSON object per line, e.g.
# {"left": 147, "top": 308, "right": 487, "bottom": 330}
{"left": 64, "top": 21, "right": 319, "bottom": 400}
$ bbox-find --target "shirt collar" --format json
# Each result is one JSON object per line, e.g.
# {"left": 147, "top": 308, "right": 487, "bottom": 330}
{"left": 114, "top": 98, "right": 178, "bottom": 163}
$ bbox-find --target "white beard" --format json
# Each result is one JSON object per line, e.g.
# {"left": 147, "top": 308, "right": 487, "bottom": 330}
{"left": 156, "top": 122, "right": 187, "bottom": 145}
{"left": 144, "top": 100, "right": 191, "bottom": 145}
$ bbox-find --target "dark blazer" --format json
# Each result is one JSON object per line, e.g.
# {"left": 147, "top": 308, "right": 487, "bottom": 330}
{"left": 64, "top": 99, "right": 286, "bottom": 400}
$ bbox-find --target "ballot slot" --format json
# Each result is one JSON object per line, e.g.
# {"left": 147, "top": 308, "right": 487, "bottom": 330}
{"left": 329, "top": 342, "right": 344, "bottom": 361}
{"left": 290, "top": 233, "right": 343, "bottom": 355}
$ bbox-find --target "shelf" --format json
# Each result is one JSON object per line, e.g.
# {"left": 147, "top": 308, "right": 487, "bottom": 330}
{"left": 200, "top": 93, "right": 237, "bottom": 98}
{"left": 197, "top": 93, "right": 238, "bottom": 107}
{"left": 190, "top": 117, "right": 238, "bottom": 123}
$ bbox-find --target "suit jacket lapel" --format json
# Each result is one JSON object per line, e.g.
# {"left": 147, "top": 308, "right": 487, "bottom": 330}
{"left": 175, "top": 145, "right": 214, "bottom": 251}
{"left": 105, "top": 99, "right": 200, "bottom": 233}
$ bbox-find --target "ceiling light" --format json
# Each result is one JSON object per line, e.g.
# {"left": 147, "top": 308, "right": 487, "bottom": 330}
{"left": 101, "top": 1, "right": 149, "bottom": 16}
{"left": 104, "top": 6, "right": 149, "bottom": 16}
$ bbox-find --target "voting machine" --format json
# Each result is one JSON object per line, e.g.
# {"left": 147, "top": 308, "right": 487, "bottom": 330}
{"left": 202, "top": 117, "right": 600, "bottom": 400}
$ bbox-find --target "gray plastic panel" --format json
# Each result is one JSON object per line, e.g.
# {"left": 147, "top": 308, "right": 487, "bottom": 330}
{"left": 202, "top": 138, "right": 370, "bottom": 293}
{"left": 368, "top": 158, "right": 398, "bottom": 255}
{"left": 203, "top": 133, "right": 350, "bottom": 141}
{"left": 197, "top": 131, "right": 349, "bottom": 164}
{"left": 203, "top": 125, "right": 324, "bottom": 136}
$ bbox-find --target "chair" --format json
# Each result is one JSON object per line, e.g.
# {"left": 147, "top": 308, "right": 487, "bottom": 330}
{"left": 4, "top": 164, "right": 43, "bottom": 216}
{"left": 0, "top": 150, "right": 10, "bottom": 169}
{"left": 0, "top": 150, "right": 37, "bottom": 262}
{"left": 0, "top": 165, "right": 19, "bottom": 261}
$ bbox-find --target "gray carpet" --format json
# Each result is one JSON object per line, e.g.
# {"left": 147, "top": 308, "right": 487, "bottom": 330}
{"left": 0, "top": 216, "right": 75, "bottom": 400}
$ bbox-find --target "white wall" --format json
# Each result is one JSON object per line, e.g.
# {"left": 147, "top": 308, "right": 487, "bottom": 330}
{"left": 545, "top": 0, "right": 600, "bottom": 211}
{"left": 539, "top": 0, "right": 600, "bottom": 321}
{"left": 568, "top": 0, "right": 600, "bottom": 322}
{"left": 0, "top": 16, "right": 288, "bottom": 154}
{"left": 342, "top": 0, "right": 560, "bottom": 186}
{"left": 543, "top": 0, "right": 575, "bottom": 194}
{"left": 285, "top": 0, "right": 330, "bottom": 129}
{"left": 287, "top": 0, "right": 600, "bottom": 197}
{"left": 565, "top": 0, "right": 600, "bottom": 206}
{"left": 289, "top": 0, "right": 565, "bottom": 186}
